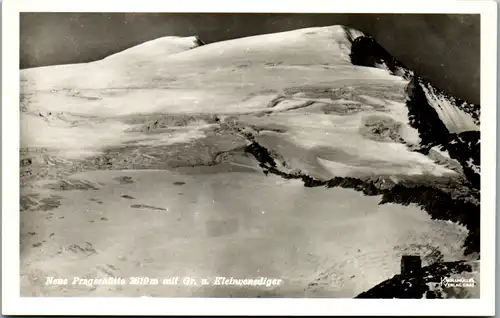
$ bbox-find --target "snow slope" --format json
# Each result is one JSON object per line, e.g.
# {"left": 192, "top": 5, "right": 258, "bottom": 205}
{"left": 20, "top": 26, "right": 453, "bottom": 178}
{"left": 20, "top": 169, "right": 468, "bottom": 297}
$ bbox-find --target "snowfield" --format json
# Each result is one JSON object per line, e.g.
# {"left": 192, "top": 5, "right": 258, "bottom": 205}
{"left": 21, "top": 169, "right": 468, "bottom": 297}
{"left": 20, "top": 25, "right": 479, "bottom": 298}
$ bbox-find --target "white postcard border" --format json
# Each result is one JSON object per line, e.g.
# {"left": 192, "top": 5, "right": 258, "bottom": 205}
{"left": 2, "top": 0, "right": 497, "bottom": 316}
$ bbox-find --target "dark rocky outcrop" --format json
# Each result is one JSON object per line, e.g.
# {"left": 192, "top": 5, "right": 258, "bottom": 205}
{"left": 356, "top": 260, "right": 476, "bottom": 299}
{"left": 244, "top": 142, "right": 277, "bottom": 169}
{"left": 380, "top": 184, "right": 479, "bottom": 255}
{"left": 345, "top": 31, "right": 412, "bottom": 80}
{"left": 405, "top": 77, "right": 451, "bottom": 151}
{"left": 446, "top": 131, "right": 480, "bottom": 189}
{"left": 418, "top": 79, "right": 479, "bottom": 125}
{"left": 194, "top": 35, "right": 206, "bottom": 47}
{"left": 404, "top": 77, "right": 480, "bottom": 189}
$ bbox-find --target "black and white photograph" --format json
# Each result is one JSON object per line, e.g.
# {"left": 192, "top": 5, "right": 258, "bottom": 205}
{"left": 2, "top": 0, "right": 497, "bottom": 316}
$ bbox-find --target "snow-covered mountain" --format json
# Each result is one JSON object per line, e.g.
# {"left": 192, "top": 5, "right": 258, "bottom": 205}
{"left": 20, "top": 26, "right": 480, "bottom": 298}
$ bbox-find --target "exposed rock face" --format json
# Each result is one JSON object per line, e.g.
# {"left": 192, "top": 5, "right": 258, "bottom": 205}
{"left": 405, "top": 77, "right": 451, "bottom": 150}
{"left": 359, "top": 115, "right": 404, "bottom": 143}
{"left": 346, "top": 33, "right": 413, "bottom": 80}
{"left": 356, "top": 260, "right": 478, "bottom": 299}
{"left": 194, "top": 35, "right": 206, "bottom": 47}
{"left": 404, "top": 78, "right": 480, "bottom": 189}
